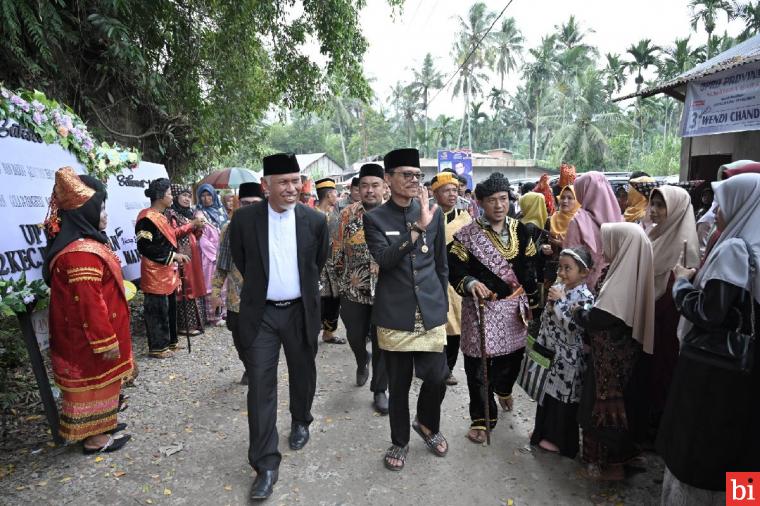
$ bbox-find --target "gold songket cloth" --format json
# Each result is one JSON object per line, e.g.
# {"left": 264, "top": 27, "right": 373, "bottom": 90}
{"left": 377, "top": 307, "right": 446, "bottom": 352}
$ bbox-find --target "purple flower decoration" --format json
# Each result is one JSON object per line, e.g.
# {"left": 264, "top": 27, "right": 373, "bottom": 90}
{"left": 32, "top": 100, "right": 45, "bottom": 113}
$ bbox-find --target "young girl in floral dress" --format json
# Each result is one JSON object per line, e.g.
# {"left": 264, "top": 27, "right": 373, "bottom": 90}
{"left": 530, "top": 247, "right": 595, "bottom": 458}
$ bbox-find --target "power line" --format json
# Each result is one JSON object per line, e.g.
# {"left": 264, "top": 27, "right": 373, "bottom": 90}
{"left": 427, "top": 0, "right": 515, "bottom": 107}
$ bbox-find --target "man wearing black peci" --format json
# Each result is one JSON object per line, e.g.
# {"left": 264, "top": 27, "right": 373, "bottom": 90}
{"left": 229, "top": 153, "right": 329, "bottom": 501}
{"left": 363, "top": 148, "right": 450, "bottom": 472}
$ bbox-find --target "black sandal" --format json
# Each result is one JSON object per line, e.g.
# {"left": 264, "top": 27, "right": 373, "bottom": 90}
{"left": 106, "top": 422, "right": 127, "bottom": 435}
{"left": 383, "top": 445, "right": 408, "bottom": 471}
{"left": 82, "top": 434, "right": 131, "bottom": 454}
{"left": 412, "top": 418, "right": 448, "bottom": 457}
{"left": 323, "top": 336, "right": 346, "bottom": 344}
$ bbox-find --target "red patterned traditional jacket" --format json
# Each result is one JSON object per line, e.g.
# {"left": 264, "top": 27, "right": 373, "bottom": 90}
{"left": 48, "top": 239, "right": 134, "bottom": 392}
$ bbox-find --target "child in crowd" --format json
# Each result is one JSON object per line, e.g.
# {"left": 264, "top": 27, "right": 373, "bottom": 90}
{"left": 530, "top": 247, "right": 595, "bottom": 458}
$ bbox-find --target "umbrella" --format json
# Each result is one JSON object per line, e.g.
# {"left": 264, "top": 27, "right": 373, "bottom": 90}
{"left": 198, "top": 167, "right": 260, "bottom": 189}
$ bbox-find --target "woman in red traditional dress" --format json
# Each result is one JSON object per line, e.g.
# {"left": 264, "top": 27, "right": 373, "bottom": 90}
{"left": 43, "top": 167, "right": 134, "bottom": 453}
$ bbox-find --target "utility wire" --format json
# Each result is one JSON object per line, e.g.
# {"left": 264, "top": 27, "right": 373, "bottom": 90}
{"left": 427, "top": 0, "right": 515, "bottom": 107}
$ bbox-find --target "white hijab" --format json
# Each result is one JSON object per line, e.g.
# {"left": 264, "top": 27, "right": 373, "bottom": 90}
{"left": 678, "top": 173, "right": 760, "bottom": 340}
{"left": 596, "top": 222, "right": 656, "bottom": 354}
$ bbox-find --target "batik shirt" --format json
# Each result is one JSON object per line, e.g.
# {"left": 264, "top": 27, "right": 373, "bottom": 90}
{"left": 536, "top": 282, "right": 594, "bottom": 404}
{"left": 333, "top": 201, "right": 378, "bottom": 305}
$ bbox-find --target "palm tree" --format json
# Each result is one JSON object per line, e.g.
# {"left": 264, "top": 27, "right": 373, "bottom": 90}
{"left": 328, "top": 93, "right": 351, "bottom": 169}
{"left": 603, "top": 53, "right": 628, "bottom": 95}
{"left": 493, "top": 17, "right": 524, "bottom": 91}
{"left": 549, "top": 67, "right": 617, "bottom": 168}
{"left": 451, "top": 2, "right": 495, "bottom": 149}
{"left": 626, "top": 39, "right": 661, "bottom": 91}
{"left": 737, "top": 2, "right": 760, "bottom": 41}
{"left": 408, "top": 53, "right": 443, "bottom": 157}
{"left": 469, "top": 101, "right": 489, "bottom": 150}
{"left": 662, "top": 37, "right": 704, "bottom": 78}
{"left": 524, "top": 35, "right": 559, "bottom": 159}
{"left": 689, "top": 0, "right": 735, "bottom": 58}
{"left": 488, "top": 87, "right": 508, "bottom": 148}
{"left": 432, "top": 115, "right": 456, "bottom": 149}
{"left": 705, "top": 31, "right": 737, "bottom": 58}
{"left": 555, "top": 15, "right": 594, "bottom": 51}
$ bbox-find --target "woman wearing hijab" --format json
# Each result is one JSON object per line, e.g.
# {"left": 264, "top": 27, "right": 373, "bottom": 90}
{"left": 573, "top": 223, "right": 655, "bottom": 481}
{"left": 646, "top": 186, "right": 699, "bottom": 432}
{"left": 43, "top": 167, "right": 134, "bottom": 453}
{"left": 519, "top": 192, "right": 550, "bottom": 332}
{"left": 623, "top": 176, "right": 655, "bottom": 227}
{"left": 546, "top": 186, "right": 582, "bottom": 281}
{"left": 196, "top": 183, "right": 227, "bottom": 325}
{"left": 564, "top": 172, "right": 623, "bottom": 292}
{"left": 533, "top": 174, "right": 556, "bottom": 215}
{"left": 658, "top": 173, "right": 760, "bottom": 504}
{"left": 165, "top": 184, "right": 207, "bottom": 335}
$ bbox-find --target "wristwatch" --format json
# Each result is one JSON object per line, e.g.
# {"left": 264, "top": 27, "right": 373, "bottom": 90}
{"left": 411, "top": 221, "right": 426, "bottom": 233}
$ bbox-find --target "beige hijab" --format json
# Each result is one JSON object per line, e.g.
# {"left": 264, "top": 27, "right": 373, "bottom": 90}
{"left": 596, "top": 223, "right": 656, "bottom": 354}
{"left": 647, "top": 186, "right": 700, "bottom": 299}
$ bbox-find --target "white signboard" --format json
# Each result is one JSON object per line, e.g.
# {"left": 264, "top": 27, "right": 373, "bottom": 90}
{"left": 681, "top": 61, "right": 760, "bottom": 137}
{"left": 0, "top": 121, "right": 168, "bottom": 281}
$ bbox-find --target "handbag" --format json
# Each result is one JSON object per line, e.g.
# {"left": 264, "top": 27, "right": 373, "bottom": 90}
{"left": 517, "top": 334, "right": 555, "bottom": 401}
{"left": 681, "top": 238, "right": 756, "bottom": 374}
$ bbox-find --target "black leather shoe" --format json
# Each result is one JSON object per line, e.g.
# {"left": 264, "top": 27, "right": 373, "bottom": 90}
{"left": 373, "top": 391, "right": 389, "bottom": 415}
{"left": 250, "top": 469, "right": 278, "bottom": 501}
{"left": 289, "top": 423, "right": 309, "bottom": 450}
{"left": 356, "top": 364, "right": 369, "bottom": 387}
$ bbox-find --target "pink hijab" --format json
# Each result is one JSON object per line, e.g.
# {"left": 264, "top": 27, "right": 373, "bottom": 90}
{"left": 563, "top": 171, "right": 623, "bottom": 290}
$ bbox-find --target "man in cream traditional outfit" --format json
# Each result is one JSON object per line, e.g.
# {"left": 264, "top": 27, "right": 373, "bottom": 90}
{"left": 364, "top": 148, "right": 450, "bottom": 472}
{"left": 430, "top": 172, "right": 472, "bottom": 385}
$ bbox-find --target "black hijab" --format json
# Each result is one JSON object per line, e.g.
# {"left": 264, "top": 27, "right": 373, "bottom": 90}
{"left": 170, "top": 184, "right": 195, "bottom": 220}
{"left": 43, "top": 175, "right": 109, "bottom": 285}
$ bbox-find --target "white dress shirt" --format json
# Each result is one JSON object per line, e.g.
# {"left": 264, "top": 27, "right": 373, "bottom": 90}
{"left": 266, "top": 204, "right": 302, "bottom": 301}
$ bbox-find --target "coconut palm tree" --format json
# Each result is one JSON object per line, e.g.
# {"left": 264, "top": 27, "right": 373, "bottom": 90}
{"left": 549, "top": 67, "right": 617, "bottom": 168}
{"left": 689, "top": 0, "right": 735, "bottom": 58}
{"left": 705, "top": 31, "right": 737, "bottom": 58}
{"left": 737, "top": 1, "right": 760, "bottom": 41}
{"left": 432, "top": 115, "right": 456, "bottom": 149}
{"left": 493, "top": 17, "right": 524, "bottom": 91}
{"left": 603, "top": 53, "right": 628, "bottom": 95}
{"left": 524, "top": 35, "right": 559, "bottom": 159}
{"left": 451, "top": 2, "right": 495, "bottom": 149}
{"left": 660, "top": 37, "right": 704, "bottom": 79}
{"left": 408, "top": 53, "right": 443, "bottom": 157}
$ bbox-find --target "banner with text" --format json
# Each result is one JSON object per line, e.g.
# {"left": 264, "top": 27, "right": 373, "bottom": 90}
{"left": 0, "top": 122, "right": 167, "bottom": 281}
{"left": 681, "top": 61, "right": 760, "bottom": 137}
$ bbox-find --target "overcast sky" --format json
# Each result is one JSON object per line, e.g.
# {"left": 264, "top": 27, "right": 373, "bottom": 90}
{"left": 358, "top": 0, "right": 745, "bottom": 117}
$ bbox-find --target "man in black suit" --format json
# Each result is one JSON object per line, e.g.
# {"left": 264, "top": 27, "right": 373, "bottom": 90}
{"left": 229, "top": 153, "right": 329, "bottom": 501}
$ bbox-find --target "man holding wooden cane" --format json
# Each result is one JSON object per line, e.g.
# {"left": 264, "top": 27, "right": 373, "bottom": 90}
{"left": 448, "top": 172, "right": 537, "bottom": 445}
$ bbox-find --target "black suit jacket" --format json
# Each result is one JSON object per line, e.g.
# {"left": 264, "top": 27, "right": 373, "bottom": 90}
{"left": 229, "top": 201, "right": 329, "bottom": 345}
{"left": 364, "top": 198, "right": 448, "bottom": 332}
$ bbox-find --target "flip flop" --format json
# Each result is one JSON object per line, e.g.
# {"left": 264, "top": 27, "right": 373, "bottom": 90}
{"left": 466, "top": 428, "right": 487, "bottom": 444}
{"left": 323, "top": 336, "right": 346, "bottom": 344}
{"left": 83, "top": 434, "right": 131, "bottom": 454}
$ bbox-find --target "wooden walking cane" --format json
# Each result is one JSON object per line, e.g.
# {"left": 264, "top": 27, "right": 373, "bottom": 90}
{"left": 177, "top": 264, "right": 194, "bottom": 353}
{"left": 478, "top": 298, "right": 491, "bottom": 446}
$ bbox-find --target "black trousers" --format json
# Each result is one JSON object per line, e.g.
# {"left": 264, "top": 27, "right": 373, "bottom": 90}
{"left": 445, "top": 334, "right": 460, "bottom": 373}
{"left": 340, "top": 298, "right": 387, "bottom": 393}
{"left": 464, "top": 348, "right": 525, "bottom": 429}
{"left": 143, "top": 293, "right": 177, "bottom": 353}
{"left": 236, "top": 301, "right": 317, "bottom": 472}
{"left": 384, "top": 349, "right": 448, "bottom": 447}
{"left": 321, "top": 296, "right": 340, "bottom": 332}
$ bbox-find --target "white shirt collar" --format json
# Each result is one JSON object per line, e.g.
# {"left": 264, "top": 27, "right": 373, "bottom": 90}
{"left": 268, "top": 203, "right": 294, "bottom": 220}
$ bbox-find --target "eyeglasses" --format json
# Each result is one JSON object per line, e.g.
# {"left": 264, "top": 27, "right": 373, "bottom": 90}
{"left": 391, "top": 171, "right": 425, "bottom": 181}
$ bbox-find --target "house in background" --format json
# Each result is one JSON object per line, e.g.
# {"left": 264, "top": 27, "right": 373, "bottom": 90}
{"left": 295, "top": 153, "right": 349, "bottom": 182}
{"left": 616, "top": 34, "right": 760, "bottom": 182}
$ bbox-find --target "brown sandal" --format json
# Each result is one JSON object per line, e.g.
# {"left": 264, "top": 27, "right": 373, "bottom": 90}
{"left": 466, "top": 428, "right": 487, "bottom": 444}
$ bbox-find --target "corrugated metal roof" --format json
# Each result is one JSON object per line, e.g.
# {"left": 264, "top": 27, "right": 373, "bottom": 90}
{"left": 295, "top": 153, "right": 327, "bottom": 170}
{"left": 613, "top": 33, "right": 760, "bottom": 102}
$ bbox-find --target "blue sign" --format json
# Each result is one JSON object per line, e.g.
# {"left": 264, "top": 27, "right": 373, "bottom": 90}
{"left": 437, "top": 150, "right": 473, "bottom": 190}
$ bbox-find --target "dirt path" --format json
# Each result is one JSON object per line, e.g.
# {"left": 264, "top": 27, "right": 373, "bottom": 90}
{"left": 1, "top": 324, "right": 663, "bottom": 505}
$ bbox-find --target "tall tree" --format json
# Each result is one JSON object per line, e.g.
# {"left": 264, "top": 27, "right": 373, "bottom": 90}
{"left": 452, "top": 2, "right": 495, "bottom": 149}
{"left": 737, "top": 1, "right": 760, "bottom": 41}
{"left": 603, "top": 53, "right": 628, "bottom": 95}
{"left": 408, "top": 53, "right": 443, "bottom": 157}
{"left": 626, "top": 39, "right": 661, "bottom": 91}
{"left": 524, "top": 35, "right": 559, "bottom": 159}
{"left": 661, "top": 37, "right": 704, "bottom": 79}
{"left": 689, "top": 0, "right": 735, "bottom": 58}
{"left": 492, "top": 17, "right": 524, "bottom": 91}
